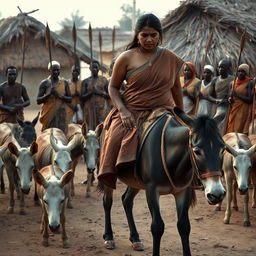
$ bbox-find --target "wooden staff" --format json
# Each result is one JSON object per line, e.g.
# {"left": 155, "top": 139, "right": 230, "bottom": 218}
{"left": 45, "top": 23, "right": 53, "bottom": 85}
{"left": 112, "top": 26, "right": 116, "bottom": 59}
{"left": 98, "top": 30, "right": 103, "bottom": 76}
{"left": 20, "top": 24, "right": 27, "bottom": 85}
{"left": 88, "top": 23, "right": 96, "bottom": 130}
{"left": 251, "top": 78, "right": 256, "bottom": 134}
{"left": 225, "top": 29, "right": 247, "bottom": 134}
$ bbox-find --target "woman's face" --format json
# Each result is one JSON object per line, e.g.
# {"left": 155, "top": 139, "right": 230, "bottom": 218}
{"left": 237, "top": 69, "right": 246, "bottom": 80}
{"left": 184, "top": 64, "right": 193, "bottom": 79}
{"left": 203, "top": 69, "right": 212, "bottom": 81}
{"left": 137, "top": 26, "right": 160, "bottom": 51}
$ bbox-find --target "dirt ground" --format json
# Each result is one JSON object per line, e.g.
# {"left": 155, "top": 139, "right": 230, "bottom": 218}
{"left": 0, "top": 109, "right": 256, "bottom": 256}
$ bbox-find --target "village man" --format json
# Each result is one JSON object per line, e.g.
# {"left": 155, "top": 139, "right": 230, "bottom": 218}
{"left": 81, "top": 60, "right": 110, "bottom": 130}
{"left": 66, "top": 65, "right": 84, "bottom": 124}
{"left": 0, "top": 66, "right": 30, "bottom": 123}
{"left": 37, "top": 61, "right": 71, "bottom": 133}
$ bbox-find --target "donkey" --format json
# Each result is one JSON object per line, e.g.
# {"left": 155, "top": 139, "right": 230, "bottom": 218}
{"left": 248, "top": 134, "right": 256, "bottom": 208}
{"left": 34, "top": 128, "right": 78, "bottom": 207}
{"left": 0, "top": 128, "right": 38, "bottom": 214}
{"left": 0, "top": 112, "right": 39, "bottom": 193}
{"left": 101, "top": 108, "right": 226, "bottom": 256}
{"left": 33, "top": 166, "right": 73, "bottom": 248}
{"left": 81, "top": 123, "right": 102, "bottom": 197}
{"left": 216, "top": 133, "right": 255, "bottom": 226}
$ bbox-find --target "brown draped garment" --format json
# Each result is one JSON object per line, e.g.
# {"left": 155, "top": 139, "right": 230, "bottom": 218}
{"left": 97, "top": 48, "right": 183, "bottom": 189}
{"left": 227, "top": 78, "right": 253, "bottom": 134}
{"left": 39, "top": 78, "right": 66, "bottom": 132}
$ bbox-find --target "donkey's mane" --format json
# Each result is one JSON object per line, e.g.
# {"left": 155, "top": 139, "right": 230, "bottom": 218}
{"left": 192, "top": 115, "right": 218, "bottom": 138}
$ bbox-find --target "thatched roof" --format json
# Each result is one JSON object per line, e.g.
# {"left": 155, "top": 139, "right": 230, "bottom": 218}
{"left": 59, "top": 27, "right": 132, "bottom": 54}
{"left": 162, "top": 0, "right": 256, "bottom": 76}
{"left": 0, "top": 13, "right": 102, "bottom": 71}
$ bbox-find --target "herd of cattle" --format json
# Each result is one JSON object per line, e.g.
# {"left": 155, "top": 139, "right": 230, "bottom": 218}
{"left": 0, "top": 111, "right": 256, "bottom": 251}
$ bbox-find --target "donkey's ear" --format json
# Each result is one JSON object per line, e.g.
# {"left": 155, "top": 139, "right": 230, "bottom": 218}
{"left": 95, "top": 123, "right": 104, "bottom": 138}
{"left": 30, "top": 141, "right": 38, "bottom": 155}
{"left": 33, "top": 171, "right": 48, "bottom": 188}
{"left": 81, "top": 122, "right": 88, "bottom": 136}
{"left": 8, "top": 142, "right": 19, "bottom": 157}
{"left": 172, "top": 107, "right": 194, "bottom": 127}
{"left": 32, "top": 112, "right": 40, "bottom": 127}
{"left": 16, "top": 115, "right": 24, "bottom": 128}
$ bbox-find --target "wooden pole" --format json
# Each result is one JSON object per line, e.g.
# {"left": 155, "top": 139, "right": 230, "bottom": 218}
{"left": 98, "top": 30, "right": 103, "bottom": 76}
{"left": 88, "top": 22, "right": 96, "bottom": 130}
{"left": 112, "top": 26, "right": 116, "bottom": 59}
{"left": 45, "top": 23, "right": 53, "bottom": 85}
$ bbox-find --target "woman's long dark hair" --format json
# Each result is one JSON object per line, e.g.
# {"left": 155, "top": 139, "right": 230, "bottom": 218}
{"left": 126, "top": 13, "right": 163, "bottom": 50}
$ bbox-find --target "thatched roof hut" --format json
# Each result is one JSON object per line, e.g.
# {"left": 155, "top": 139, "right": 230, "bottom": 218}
{"left": 0, "top": 12, "right": 94, "bottom": 71}
{"left": 162, "top": 0, "right": 256, "bottom": 76}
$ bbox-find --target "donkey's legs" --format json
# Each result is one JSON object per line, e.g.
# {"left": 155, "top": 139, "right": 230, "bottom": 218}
{"left": 122, "top": 187, "right": 144, "bottom": 251}
{"left": 175, "top": 188, "right": 192, "bottom": 256}
{"left": 146, "top": 184, "right": 164, "bottom": 256}
{"left": 0, "top": 168, "right": 5, "bottom": 193}
{"left": 103, "top": 186, "right": 115, "bottom": 249}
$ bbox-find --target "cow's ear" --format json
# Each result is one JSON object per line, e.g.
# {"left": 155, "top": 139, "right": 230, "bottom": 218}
{"left": 8, "top": 142, "right": 19, "bottom": 157}
{"left": 225, "top": 143, "right": 238, "bottom": 157}
{"left": 33, "top": 171, "right": 48, "bottom": 188}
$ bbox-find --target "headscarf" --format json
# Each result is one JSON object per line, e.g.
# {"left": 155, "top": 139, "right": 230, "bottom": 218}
{"left": 181, "top": 62, "right": 197, "bottom": 88}
{"left": 204, "top": 65, "right": 215, "bottom": 74}
{"left": 48, "top": 60, "right": 60, "bottom": 70}
{"left": 238, "top": 63, "right": 249, "bottom": 75}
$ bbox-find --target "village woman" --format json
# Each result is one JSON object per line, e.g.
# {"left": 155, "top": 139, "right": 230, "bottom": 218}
{"left": 180, "top": 62, "right": 200, "bottom": 115}
{"left": 226, "top": 63, "right": 254, "bottom": 134}
{"left": 197, "top": 65, "right": 215, "bottom": 117}
{"left": 97, "top": 13, "right": 184, "bottom": 189}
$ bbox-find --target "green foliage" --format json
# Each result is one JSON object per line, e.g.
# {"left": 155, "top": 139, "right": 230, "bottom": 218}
{"left": 118, "top": 4, "right": 145, "bottom": 31}
{"left": 59, "top": 10, "right": 87, "bottom": 28}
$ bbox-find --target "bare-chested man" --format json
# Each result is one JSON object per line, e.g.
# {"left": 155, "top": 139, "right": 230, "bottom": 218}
{"left": 37, "top": 61, "right": 71, "bottom": 133}
{"left": 0, "top": 66, "right": 30, "bottom": 123}
{"left": 81, "top": 60, "right": 110, "bottom": 130}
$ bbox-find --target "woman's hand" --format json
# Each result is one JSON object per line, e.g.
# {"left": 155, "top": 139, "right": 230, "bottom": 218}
{"left": 119, "top": 108, "right": 136, "bottom": 129}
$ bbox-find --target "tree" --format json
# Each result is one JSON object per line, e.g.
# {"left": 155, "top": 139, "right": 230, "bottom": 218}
{"left": 59, "top": 10, "right": 87, "bottom": 28}
{"left": 118, "top": 4, "right": 145, "bottom": 31}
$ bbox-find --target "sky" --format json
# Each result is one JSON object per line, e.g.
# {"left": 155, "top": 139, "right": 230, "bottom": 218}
{"left": 0, "top": 0, "right": 181, "bottom": 30}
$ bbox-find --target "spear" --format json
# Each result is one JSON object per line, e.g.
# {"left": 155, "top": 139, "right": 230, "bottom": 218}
{"left": 72, "top": 22, "right": 80, "bottom": 68}
{"left": 112, "top": 26, "right": 116, "bottom": 59}
{"left": 20, "top": 27, "right": 26, "bottom": 84}
{"left": 45, "top": 23, "right": 53, "bottom": 85}
{"left": 88, "top": 22, "right": 96, "bottom": 130}
{"left": 98, "top": 30, "right": 103, "bottom": 75}
{"left": 225, "top": 29, "right": 247, "bottom": 133}
{"left": 200, "top": 30, "right": 213, "bottom": 80}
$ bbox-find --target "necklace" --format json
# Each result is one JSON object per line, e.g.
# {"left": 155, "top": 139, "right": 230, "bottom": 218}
{"left": 138, "top": 47, "right": 157, "bottom": 66}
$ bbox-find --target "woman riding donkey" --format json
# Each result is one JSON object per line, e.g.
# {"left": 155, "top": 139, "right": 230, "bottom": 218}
{"left": 98, "top": 13, "right": 184, "bottom": 189}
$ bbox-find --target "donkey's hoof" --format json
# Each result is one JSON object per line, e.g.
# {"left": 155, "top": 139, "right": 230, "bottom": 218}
{"left": 215, "top": 206, "right": 221, "bottom": 211}
{"left": 67, "top": 201, "right": 73, "bottom": 209}
{"left": 104, "top": 240, "right": 115, "bottom": 250}
{"left": 19, "top": 209, "right": 26, "bottom": 215}
{"left": 132, "top": 241, "right": 144, "bottom": 251}
{"left": 244, "top": 220, "right": 251, "bottom": 227}
{"left": 224, "top": 219, "right": 230, "bottom": 224}
{"left": 233, "top": 206, "right": 238, "bottom": 211}
{"left": 63, "top": 240, "right": 70, "bottom": 248}
{"left": 42, "top": 239, "right": 49, "bottom": 247}
{"left": 7, "top": 207, "right": 14, "bottom": 214}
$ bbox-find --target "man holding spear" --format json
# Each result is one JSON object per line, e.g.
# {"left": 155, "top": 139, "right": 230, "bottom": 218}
{"left": 37, "top": 24, "right": 71, "bottom": 133}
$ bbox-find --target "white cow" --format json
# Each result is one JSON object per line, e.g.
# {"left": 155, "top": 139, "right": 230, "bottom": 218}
{"left": 34, "top": 165, "right": 73, "bottom": 247}
{"left": 216, "top": 132, "right": 256, "bottom": 226}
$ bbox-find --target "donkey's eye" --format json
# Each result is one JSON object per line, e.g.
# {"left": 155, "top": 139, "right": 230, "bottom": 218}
{"left": 43, "top": 200, "right": 48, "bottom": 205}
{"left": 193, "top": 147, "right": 202, "bottom": 156}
